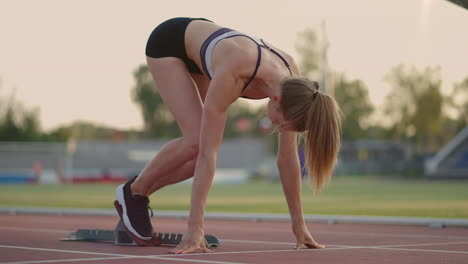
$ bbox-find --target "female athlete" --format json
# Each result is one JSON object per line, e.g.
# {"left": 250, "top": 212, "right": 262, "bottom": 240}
{"left": 115, "top": 17, "right": 341, "bottom": 254}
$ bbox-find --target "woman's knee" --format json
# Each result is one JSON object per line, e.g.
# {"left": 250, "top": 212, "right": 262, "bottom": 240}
{"left": 183, "top": 139, "right": 200, "bottom": 159}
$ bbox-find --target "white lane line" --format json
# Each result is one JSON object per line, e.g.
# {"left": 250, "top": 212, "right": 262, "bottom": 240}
{"left": 0, "top": 256, "right": 248, "bottom": 264}
{"left": 221, "top": 239, "right": 468, "bottom": 249}
{"left": 222, "top": 239, "right": 295, "bottom": 245}
{"left": 0, "top": 245, "right": 130, "bottom": 257}
{"left": 151, "top": 257, "right": 248, "bottom": 264}
{"left": 0, "top": 227, "right": 69, "bottom": 234}
{"left": 150, "top": 241, "right": 468, "bottom": 258}
{"left": 374, "top": 241, "right": 468, "bottom": 248}
{"left": 313, "top": 230, "right": 468, "bottom": 240}
{"left": 152, "top": 244, "right": 468, "bottom": 258}
{"left": 0, "top": 256, "right": 134, "bottom": 264}
{"left": 372, "top": 247, "right": 468, "bottom": 254}
{"left": 214, "top": 225, "right": 468, "bottom": 239}
{"left": 0, "top": 245, "right": 249, "bottom": 264}
{"left": 221, "top": 239, "right": 353, "bottom": 249}
{"left": 150, "top": 247, "right": 358, "bottom": 257}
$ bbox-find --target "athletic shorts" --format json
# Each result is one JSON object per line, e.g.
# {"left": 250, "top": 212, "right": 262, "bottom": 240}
{"left": 145, "top": 17, "right": 212, "bottom": 74}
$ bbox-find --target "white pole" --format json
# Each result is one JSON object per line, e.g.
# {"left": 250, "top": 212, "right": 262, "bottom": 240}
{"left": 66, "top": 139, "right": 76, "bottom": 183}
{"left": 321, "top": 20, "right": 329, "bottom": 92}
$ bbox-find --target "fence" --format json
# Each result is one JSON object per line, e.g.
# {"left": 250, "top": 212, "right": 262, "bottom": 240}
{"left": 2, "top": 137, "right": 458, "bottom": 183}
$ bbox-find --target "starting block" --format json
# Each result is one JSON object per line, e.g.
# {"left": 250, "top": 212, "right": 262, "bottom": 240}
{"left": 61, "top": 218, "right": 220, "bottom": 248}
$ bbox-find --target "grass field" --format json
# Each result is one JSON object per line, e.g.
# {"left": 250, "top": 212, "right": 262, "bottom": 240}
{"left": 1, "top": 176, "right": 467, "bottom": 218}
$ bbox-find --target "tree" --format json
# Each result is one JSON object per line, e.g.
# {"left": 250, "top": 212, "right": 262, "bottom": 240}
{"left": 131, "top": 64, "right": 178, "bottom": 138}
{"left": 333, "top": 74, "right": 374, "bottom": 139}
{"left": 295, "top": 28, "right": 320, "bottom": 79}
{"left": 46, "top": 120, "right": 137, "bottom": 141}
{"left": 448, "top": 77, "right": 468, "bottom": 130}
{"left": 383, "top": 65, "right": 444, "bottom": 153}
{"left": 0, "top": 93, "right": 42, "bottom": 141}
{"left": 295, "top": 28, "right": 378, "bottom": 139}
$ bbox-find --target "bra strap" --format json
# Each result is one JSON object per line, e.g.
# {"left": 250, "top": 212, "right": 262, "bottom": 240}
{"left": 260, "top": 39, "right": 292, "bottom": 76}
{"left": 243, "top": 45, "right": 262, "bottom": 91}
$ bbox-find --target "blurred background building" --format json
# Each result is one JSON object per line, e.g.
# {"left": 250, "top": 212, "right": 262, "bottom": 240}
{"left": 2, "top": 126, "right": 466, "bottom": 184}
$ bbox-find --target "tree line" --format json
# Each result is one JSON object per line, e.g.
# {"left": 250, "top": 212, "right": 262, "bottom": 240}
{"left": 296, "top": 28, "right": 467, "bottom": 154}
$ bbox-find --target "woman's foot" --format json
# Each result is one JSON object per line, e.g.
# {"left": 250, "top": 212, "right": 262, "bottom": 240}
{"left": 114, "top": 177, "right": 154, "bottom": 245}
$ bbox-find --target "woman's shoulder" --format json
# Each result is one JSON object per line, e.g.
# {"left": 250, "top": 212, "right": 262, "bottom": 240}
{"left": 212, "top": 38, "right": 262, "bottom": 77}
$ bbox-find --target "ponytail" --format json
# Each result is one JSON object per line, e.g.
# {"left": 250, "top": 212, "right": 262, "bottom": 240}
{"left": 303, "top": 92, "right": 341, "bottom": 193}
{"left": 280, "top": 78, "right": 342, "bottom": 193}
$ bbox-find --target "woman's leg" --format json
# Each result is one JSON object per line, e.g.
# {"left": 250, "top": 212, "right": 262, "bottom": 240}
{"left": 115, "top": 57, "right": 204, "bottom": 244}
{"left": 140, "top": 73, "right": 211, "bottom": 195}
{"left": 131, "top": 57, "right": 204, "bottom": 197}
{"left": 148, "top": 158, "right": 197, "bottom": 193}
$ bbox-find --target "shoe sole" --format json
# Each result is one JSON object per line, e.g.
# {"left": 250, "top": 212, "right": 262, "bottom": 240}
{"left": 115, "top": 184, "right": 153, "bottom": 245}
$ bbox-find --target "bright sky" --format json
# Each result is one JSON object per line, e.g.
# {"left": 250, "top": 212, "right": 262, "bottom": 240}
{"left": 0, "top": 0, "right": 467, "bottom": 130}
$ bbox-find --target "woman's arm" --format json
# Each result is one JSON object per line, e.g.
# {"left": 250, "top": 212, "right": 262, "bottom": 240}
{"left": 277, "top": 131, "right": 324, "bottom": 249}
{"left": 277, "top": 131, "right": 305, "bottom": 228}
{"left": 188, "top": 105, "right": 227, "bottom": 233}
{"left": 172, "top": 67, "right": 244, "bottom": 254}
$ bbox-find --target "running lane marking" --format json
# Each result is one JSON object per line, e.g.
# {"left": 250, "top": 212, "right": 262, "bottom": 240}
{"left": 0, "top": 227, "right": 69, "bottom": 233}
{"left": 221, "top": 239, "right": 468, "bottom": 249}
{"left": 372, "top": 241, "right": 468, "bottom": 248}
{"left": 150, "top": 241, "right": 468, "bottom": 257}
{"left": 221, "top": 239, "right": 353, "bottom": 249}
{"left": 0, "top": 245, "right": 249, "bottom": 264}
{"left": 147, "top": 257, "right": 248, "bottom": 264}
{"left": 1, "top": 257, "right": 248, "bottom": 264}
{"left": 0, "top": 245, "right": 130, "bottom": 257}
{"left": 150, "top": 247, "right": 370, "bottom": 257}
{"left": 0, "top": 256, "right": 134, "bottom": 264}
{"left": 222, "top": 239, "right": 295, "bottom": 245}
{"left": 215, "top": 225, "right": 468, "bottom": 240}
{"left": 313, "top": 230, "right": 468, "bottom": 240}
{"left": 372, "top": 247, "right": 468, "bottom": 254}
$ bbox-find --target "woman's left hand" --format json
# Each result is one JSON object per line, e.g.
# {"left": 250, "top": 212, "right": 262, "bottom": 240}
{"left": 292, "top": 225, "right": 325, "bottom": 249}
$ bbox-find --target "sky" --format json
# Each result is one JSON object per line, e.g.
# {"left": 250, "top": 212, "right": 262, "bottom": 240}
{"left": 0, "top": 0, "right": 467, "bottom": 130}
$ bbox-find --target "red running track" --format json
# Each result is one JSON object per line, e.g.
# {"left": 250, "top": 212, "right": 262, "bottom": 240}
{"left": 1, "top": 214, "right": 468, "bottom": 264}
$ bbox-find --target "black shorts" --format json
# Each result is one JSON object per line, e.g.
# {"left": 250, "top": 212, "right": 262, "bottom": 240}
{"left": 145, "top": 17, "right": 212, "bottom": 75}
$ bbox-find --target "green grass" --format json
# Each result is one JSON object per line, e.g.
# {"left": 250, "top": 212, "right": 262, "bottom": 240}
{"left": 1, "top": 176, "right": 467, "bottom": 218}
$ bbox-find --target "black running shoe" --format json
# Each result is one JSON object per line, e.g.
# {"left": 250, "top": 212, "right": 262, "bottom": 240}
{"left": 115, "top": 177, "right": 154, "bottom": 244}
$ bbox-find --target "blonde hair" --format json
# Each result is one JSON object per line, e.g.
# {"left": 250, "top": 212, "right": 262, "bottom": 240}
{"left": 280, "top": 77, "right": 342, "bottom": 193}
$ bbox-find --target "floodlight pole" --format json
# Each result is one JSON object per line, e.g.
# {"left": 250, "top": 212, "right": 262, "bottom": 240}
{"left": 321, "top": 20, "right": 329, "bottom": 92}
{"left": 66, "top": 139, "right": 76, "bottom": 183}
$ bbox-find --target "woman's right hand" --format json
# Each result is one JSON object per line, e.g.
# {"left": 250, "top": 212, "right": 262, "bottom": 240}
{"left": 292, "top": 224, "right": 325, "bottom": 249}
{"left": 169, "top": 229, "right": 213, "bottom": 254}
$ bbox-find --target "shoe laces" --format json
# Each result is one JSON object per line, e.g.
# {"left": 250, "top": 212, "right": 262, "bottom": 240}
{"left": 133, "top": 195, "right": 153, "bottom": 217}
{"left": 148, "top": 204, "right": 154, "bottom": 217}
